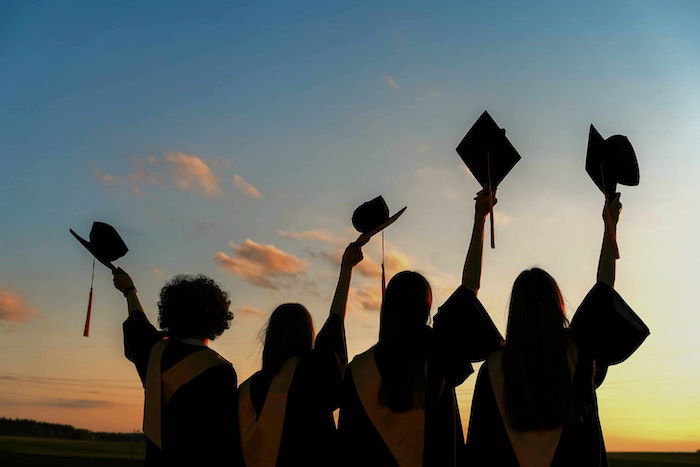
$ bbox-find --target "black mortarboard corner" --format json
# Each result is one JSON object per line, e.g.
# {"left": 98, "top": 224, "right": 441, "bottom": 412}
{"left": 570, "top": 283, "right": 649, "bottom": 365}
{"left": 70, "top": 222, "right": 128, "bottom": 337}
{"left": 586, "top": 125, "right": 639, "bottom": 259}
{"left": 352, "top": 196, "right": 407, "bottom": 299}
{"left": 457, "top": 111, "right": 521, "bottom": 248}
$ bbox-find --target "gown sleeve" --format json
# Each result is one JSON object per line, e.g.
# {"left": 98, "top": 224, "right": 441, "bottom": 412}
{"left": 432, "top": 285, "right": 504, "bottom": 386}
{"left": 570, "top": 282, "right": 649, "bottom": 366}
{"left": 306, "top": 313, "right": 348, "bottom": 411}
{"left": 123, "top": 309, "right": 164, "bottom": 382}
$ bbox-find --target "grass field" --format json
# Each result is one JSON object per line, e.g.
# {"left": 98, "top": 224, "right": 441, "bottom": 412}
{"left": 0, "top": 436, "right": 698, "bottom": 466}
{"left": 0, "top": 436, "right": 144, "bottom": 466}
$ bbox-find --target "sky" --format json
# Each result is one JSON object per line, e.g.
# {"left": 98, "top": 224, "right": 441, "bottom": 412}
{"left": 1, "top": 0, "right": 699, "bottom": 452}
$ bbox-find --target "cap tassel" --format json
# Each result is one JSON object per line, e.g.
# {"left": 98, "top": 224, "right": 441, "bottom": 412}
{"left": 381, "top": 230, "right": 386, "bottom": 300}
{"left": 487, "top": 150, "right": 495, "bottom": 249}
{"left": 83, "top": 258, "right": 95, "bottom": 337}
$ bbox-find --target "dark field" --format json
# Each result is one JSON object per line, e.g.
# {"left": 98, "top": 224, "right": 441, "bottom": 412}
{"left": 0, "top": 436, "right": 698, "bottom": 466}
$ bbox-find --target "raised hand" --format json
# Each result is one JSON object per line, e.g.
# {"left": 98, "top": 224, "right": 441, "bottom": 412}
{"left": 604, "top": 193, "right": 622, "bottom": 226}
{"left": 112, "top": 267, "right": 135, "bottom": 295}
{"left": 475, "top": 188, "right": 497, "bottom": 220}
{"left": 341, "top": 241, "right": 365, "bottom": 270}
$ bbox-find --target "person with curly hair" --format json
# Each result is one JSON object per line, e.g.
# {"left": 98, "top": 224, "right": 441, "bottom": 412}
{"left": 112, "top": 269, "right": 243, "bottom": 466}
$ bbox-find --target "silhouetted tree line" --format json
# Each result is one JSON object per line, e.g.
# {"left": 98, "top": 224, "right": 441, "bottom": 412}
{"left": 0, "top": 417, "right": 142, "bottom": 442}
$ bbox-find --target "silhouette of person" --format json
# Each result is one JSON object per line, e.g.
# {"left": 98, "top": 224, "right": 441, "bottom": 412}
{"left": 236, "top": 240, "right": 365, "bottom": 466}
{"left": 112, "top": 269, "right": 243, "bottom": 466}
{"left": 464, "top": 192, "right": 649, "bottom": 466}
{"left": 337, "top": 193, "right": 503, "bottom": 467}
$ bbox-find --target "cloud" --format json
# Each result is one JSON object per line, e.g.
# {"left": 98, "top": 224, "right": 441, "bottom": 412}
{"left": 232, "top": 174, "right": 262, "bottom": 199}
{"left": 240, "top": 307, "right": 265, "bottom": 315}
{"left": 91, "top": 165, "right": 119, "bottom": 184}
{"left": 278, "top": 229, "right": 339, "bottom": 243}
{"left": 351, "top": 285, "right": 383, "bottom": 312}
{"left": 94, "top": 154, "right": 260, "bottom": 201}
{"left": 415, "top": 166, "right": 464, "bottom": 201}
{"left": 0, "top": 290, "right": 38, "bottom": 323}
{"left": 38, "top": 398, "right": 118, "bottom": 409}
{"left": 164, "top": 152, "right": 221, "bottom": 196}
{"left": 494, "top": 211, "right": 513, "bottom": 226}
{"left": 215, "top": 239, "right": 306, "bottom": 289}
{"left": 322, "top": 248, "right": 413, "bottom": 279}
{"left": 383, "top": 75, "right": 399, "bottom": 89}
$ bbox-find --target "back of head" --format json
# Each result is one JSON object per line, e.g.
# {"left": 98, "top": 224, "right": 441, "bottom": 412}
{"left": 262, "top": 303, "right": 314, "bottom": 375}
{"left": 502, "top": 268, "right": 572, "bottom": 431}
{"left": 158, "top": 274, "right": 233, "bottom": 340}
{"left": 377, "top": 271, "right": 432, "bottom": 412}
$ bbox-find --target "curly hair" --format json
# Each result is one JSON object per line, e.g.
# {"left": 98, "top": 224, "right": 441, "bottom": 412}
{"left": 158, "top": 274, "right": 233, "bottom": 340}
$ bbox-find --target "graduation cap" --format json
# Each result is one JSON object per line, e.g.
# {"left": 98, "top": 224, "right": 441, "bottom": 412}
{"left": 457, "top": 111, "right": 521, "bottom": 248}
{"left": 571, "top": 283, "right": 649, "bottom": 365}
{"left": 352, "top": 196, "right": 406, "bottom": 298}
{"left": 70, "top": 222, "right": 129, "bottom": 336}
{"left": 586, "top": 125, "right": 640, "bottom": 258}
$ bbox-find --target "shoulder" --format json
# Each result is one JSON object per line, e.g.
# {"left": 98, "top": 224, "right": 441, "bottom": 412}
{"left": 347, "top": 347, "right": 376, "bottom": 376}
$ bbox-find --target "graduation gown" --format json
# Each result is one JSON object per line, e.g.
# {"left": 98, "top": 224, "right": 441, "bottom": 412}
{"left": 238, "top": 314, "right": 347, "bottom": 467}
{"left": 123, "top": 310, "right": 243, "bottom": 466}
{"left": 465, "top": 282, "right": 650, "bottom": 467}
{"left": 338, "top": 286, "right": 503, "bottom": 467}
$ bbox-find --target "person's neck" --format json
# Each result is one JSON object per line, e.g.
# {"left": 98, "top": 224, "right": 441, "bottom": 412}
{"left": 179, "top": 337, "right": 209, "bottom": 347}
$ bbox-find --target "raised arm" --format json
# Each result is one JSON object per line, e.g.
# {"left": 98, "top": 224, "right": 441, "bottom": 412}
{"left": 113, "top": 268, "right": 145, "bottom": 315}
{"left": 596, "top": 194, "right": 622, "bottom": 287}
{"left": 329, "top": 240, "right": 366, "bottom": 320}
{"left": 462, "top": 189, "right": 497, "bottom": 294}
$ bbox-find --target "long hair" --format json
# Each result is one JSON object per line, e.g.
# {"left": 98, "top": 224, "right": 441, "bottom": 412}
{"left": 376, "top": 271, "right": 432, "bottom": 412}
{"left": 262, "top": 303, "right": 315, "bottom": 375}
{"left": 502, "top": 268, "right": 572, "bottom": 431}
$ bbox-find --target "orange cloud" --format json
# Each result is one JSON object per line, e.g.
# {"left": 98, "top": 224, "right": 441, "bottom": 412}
{"left": 351, "top": 285, "right": 383, "bottom": 312}
{"left": 240, "top": 307, "right": 265, "bottom": 315}
{"left": 91, "top": 165, "right": 119, "bottom": 184}
{"left": 278, "top": 229, "right": 339, "bottom": 243}
{"left": 383, "top": 75, "right": 399, "bottom": 89}
{"left": 215, "top": 239, "right": 306, "bottom": 289}
{"left": 0, "top": 290, "right": 39, "bottom": 323}
{"left": 323, "top": 248, "right": 413, "bottom": 278}
{"left": 232, "top": 174, "right": 262, "bottom": 199}
{"left": 165, "top": 152, "right": 221, "bottom": 196}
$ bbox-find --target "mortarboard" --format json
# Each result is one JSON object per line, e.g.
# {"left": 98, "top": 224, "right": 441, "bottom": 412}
{"left": 456, "top": 111, "right": 521, "bottom": 248}
{"left": 70, "top": 222, "right": 128, "bottom": 336}
{"left": 585, "top": 125, "right": 639, "bottom": 258}
{"left": 352, "top": 196, "right": 406, "bottom": 299}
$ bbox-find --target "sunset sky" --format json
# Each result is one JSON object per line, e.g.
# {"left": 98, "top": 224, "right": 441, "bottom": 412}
{"left": 1, "top": 0, "right": 699, "bottom": 451}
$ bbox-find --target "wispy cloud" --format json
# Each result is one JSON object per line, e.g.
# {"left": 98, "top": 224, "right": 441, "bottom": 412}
{"left": 278, "top": 229, "right": 340, "bottom": 243}
{"left": 164, "top": 152, "right": 221, "bottom": 196}
{"left": 92, "top": 153, "right": 260, "bottom": 199}
{"left": 240, "top": 307, "right": 265, "bottom": 315}
{"left": 232, "top": 174, "right": 262, "bottom": 199}
{"left": 351, "top": 285, "right": 383, "bottom": 312}
{"left": 0, "top": 290, "right": 39, "bottom": 324}
{"left": 38, "top": 398, "right": 119, "bottom": 409}
{"left": 322, "top": 248, "right": 413, "bottom": 279}
{"left": 383, "top": 75, "right": 399, "bottom": 89}
{"left": 91, "top": 164, "right": 119, "bottom": 184}
{"left": 215, "top": 239, "right": 306, "bottom": 289}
